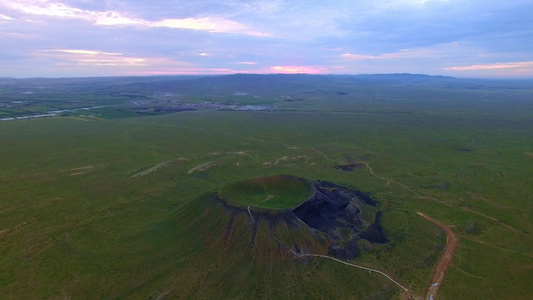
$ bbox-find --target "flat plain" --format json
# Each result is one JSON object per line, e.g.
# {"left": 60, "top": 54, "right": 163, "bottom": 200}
{"left": 1, "top": 74, "right": 532, "bottom": 299}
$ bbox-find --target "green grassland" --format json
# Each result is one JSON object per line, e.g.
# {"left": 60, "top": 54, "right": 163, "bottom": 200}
{"left": 1, "top": 74, "right": 533, "bottom": 299}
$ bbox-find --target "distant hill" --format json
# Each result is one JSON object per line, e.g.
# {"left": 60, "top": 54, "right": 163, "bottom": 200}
{"left": 353, "top": 73, "right": 456, "bottom": 81}
{"left": 3, "top": 73, "right": 531, "bottom": 98}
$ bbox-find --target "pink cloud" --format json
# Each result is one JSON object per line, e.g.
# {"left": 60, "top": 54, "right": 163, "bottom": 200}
{"left": 152, "top": 18, "right": 270, "bottom": 36}
{"left": 35, "top": 49, "right": 146, "bottom": 66}
{"left": 2, "top": 0, "right": 269, "bottom": 36}
{"left": 34, "top": 49, "right": 199, "bottom": 71}
{"left": 268, "top": 65, "right": 328, "bottom": 74}
{"left": 444, "top": 62, "right": 533, "bottom": 71}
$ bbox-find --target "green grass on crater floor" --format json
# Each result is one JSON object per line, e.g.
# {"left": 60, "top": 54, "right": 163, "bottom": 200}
{"left": 218, "top": 175, "right": 313, "bottom": 209}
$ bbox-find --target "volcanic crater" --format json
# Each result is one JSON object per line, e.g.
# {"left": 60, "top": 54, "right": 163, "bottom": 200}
{"left": 214, "top": 175, "right": 389, "bottom": 260}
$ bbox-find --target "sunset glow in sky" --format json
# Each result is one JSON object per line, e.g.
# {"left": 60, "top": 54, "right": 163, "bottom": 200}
{"left": 1, "top": 0, "right": 532, "bottom": 78}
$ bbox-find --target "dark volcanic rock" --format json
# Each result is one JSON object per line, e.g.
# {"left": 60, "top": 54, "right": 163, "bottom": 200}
{"left": 293, "top": 188, "right": 352, "bottom": 231}
{"left": 315, "top": 181, "right": 378, "bottom": 206}
{"left": 360, "top": 212, "right": 389, "bottom": 244}
{"left": 334, "top": 163, "right": 361, "bottom": 172}
{"left": 328, "top": 239, "right": 361, "bottom": 259}
{"left": 292, "top": 181, "right": 386, "bottom": 260}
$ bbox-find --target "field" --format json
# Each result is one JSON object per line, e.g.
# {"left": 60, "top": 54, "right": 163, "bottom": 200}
{"left": 1, "top": 74, "right": 533, "bottom": 299}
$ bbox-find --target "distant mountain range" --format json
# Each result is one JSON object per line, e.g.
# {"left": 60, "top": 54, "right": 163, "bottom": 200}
{"left": 2, "top": 73, "right": 531, "bottom": 98}
{"left": 1, "top": 73, "right": 455, "bottom": 81}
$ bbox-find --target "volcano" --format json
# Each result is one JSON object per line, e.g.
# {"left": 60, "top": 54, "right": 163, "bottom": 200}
{"left": 213, "top": 175, "right": 388, "bottom": 260}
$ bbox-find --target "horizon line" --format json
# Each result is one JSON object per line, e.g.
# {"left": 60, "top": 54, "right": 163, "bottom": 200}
{"left": 1, "top": 73, "right": 532, "bottom": 81}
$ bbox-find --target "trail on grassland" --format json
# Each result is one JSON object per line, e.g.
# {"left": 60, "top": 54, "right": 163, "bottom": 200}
{"left": 360, "top": 160, "right": 532, "bottom": 300}
{"left": 362, "top": 161, "right": 523, "bottom": 233}
{"left": 360, "top": 161, "right": 460, "bottom": 299}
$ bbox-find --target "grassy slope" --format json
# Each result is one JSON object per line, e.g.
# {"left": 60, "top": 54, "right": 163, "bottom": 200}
{"left": 1, "top": 77, "right": 533, "bottom": 298}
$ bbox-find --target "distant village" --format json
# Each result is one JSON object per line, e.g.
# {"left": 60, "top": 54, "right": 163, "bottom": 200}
{"left": 1, "top": 90, "right": 278, "bottom": 121}
{"left": 131, "top": 94, "right": 277, "bottom": 113}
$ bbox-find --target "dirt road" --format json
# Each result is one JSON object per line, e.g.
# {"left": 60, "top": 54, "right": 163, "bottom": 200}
{"left": 417, "top": 212, "right": 458, "bottom": 300}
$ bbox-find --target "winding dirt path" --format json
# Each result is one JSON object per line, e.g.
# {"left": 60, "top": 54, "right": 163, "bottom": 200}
{"left": 300, "top": 254, "right": 409, "bottom": 292}
{"left": 362, "top": 161, "right": 525, "bottom": 235}
{"left": 417, "top": 212, "right": 458, "bottom": 300}
{"left": 460, "top": 207, "right": 522, "bottom": 233}
{"left": 362, "top": 162, "right": 452, "bottom": 207}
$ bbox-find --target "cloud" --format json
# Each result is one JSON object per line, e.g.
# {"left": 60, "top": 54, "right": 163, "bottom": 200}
{"left": 137, "top": 68, "right": 237, "bottom": 76}
{"left": 27, "top": 48, "right": 201, "bottom": 76}
{"left": 42, "top": 49, "right": 122, "bottom": 56}
{"left": 151, "top": 17, "right": 269, "bottom": 36}
{"left": 444, "top": 62, "right": 533, "bottom": 71}
{"left": 340, "top": 51, "right": 415, "bottom": 60}
{"left": 379, "top": 0, "right": 451, "bottom": 9}
{"left": 0, "top": 0, "right": 269, "bottom": 36}
{"left": 1, "top": 0, "right": 149, "bottom": 26}
{"left": 36, "top": 49, "right": 147, "bottom": 66}
{"left": 269, "top": 65, "right": 328, "bottom": 74}
{"left": 0, "top": 13, "right": 13, "bottom": 20}
{"left": 1, "top": 1, "right": 532, "bottom": 78}
{"left": 341, "top": 53, "right": 381, "bottom": 60}
{"left": 332, "top": 0, "right": 533, "bottom": 55}
{"left": 341, "top": 46, "right": 441, "bottom": 60}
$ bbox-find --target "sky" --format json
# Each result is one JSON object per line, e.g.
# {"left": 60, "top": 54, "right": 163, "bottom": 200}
{"left": 1, "top": 0, "right": 532, "bottom": 78}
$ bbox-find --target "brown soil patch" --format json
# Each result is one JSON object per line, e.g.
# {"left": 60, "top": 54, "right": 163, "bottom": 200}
{"left": 417, "top": 212, "right": 458, "bottom": 300}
